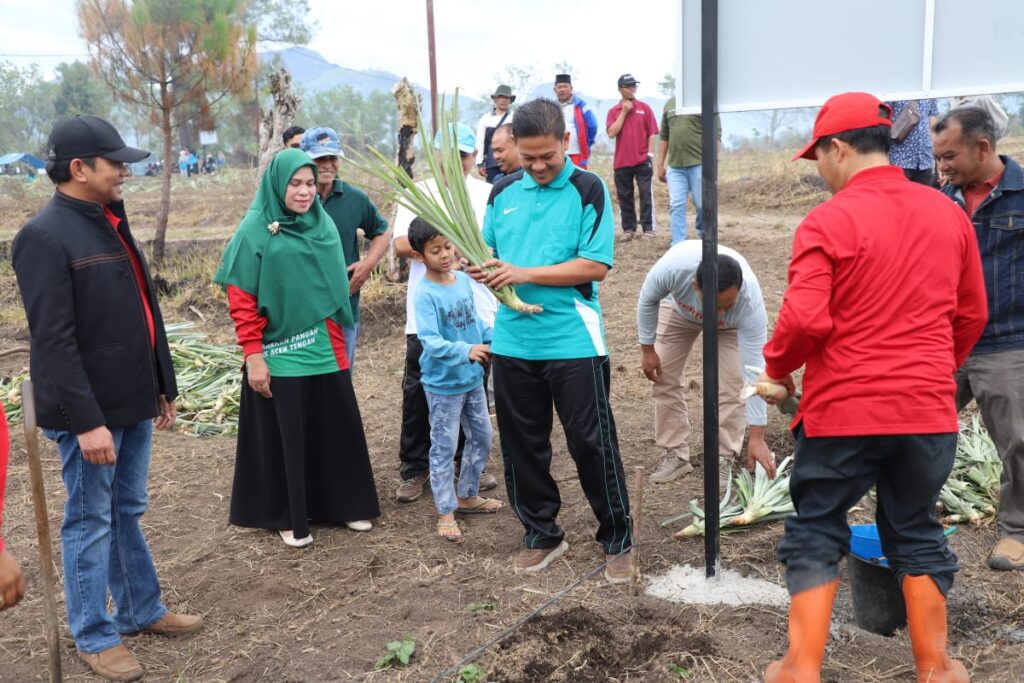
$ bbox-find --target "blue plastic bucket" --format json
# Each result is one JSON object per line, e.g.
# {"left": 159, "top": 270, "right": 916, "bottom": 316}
{"left": 849, "top": 523, "right": 887, "bottom": 566}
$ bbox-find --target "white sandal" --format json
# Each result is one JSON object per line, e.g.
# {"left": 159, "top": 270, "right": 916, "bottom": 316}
{"left": 278, "top": 530, "right": 313, "bottom": 547}
{"left": 345, "top": 520, "right": 372, "bottom": 532}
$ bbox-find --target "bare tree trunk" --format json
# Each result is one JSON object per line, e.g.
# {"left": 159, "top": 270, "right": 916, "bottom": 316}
{"left": 393, "top": 77, "right": 420, "bottom": 179}
{"left": 385, "top": 77, "right": 421, "bottom": 282}
{"left": 153, "top": 94, "right": 174, "bottom": 266}
{"left": 256, "top": 69, "right": 299, "bottom": 185}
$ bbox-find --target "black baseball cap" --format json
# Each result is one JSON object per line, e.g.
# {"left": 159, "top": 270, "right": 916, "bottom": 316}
{"left": 617, "top": 74, "right": 639, "bottom": 88}
{"left": 47, "top": 115, "right": 150, "bottom": 163}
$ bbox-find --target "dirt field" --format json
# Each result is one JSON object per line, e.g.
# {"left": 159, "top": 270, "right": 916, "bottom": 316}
{"left": 0, "top": 158, "right": 1022, "bottom": 682}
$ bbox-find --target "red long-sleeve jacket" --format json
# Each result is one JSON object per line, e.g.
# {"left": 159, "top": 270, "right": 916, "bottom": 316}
{"left": 764, "top": 165, "right": 988, "bottom": 437}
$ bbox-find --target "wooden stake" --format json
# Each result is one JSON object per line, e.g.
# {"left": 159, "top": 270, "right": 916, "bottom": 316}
{"left": 629, "top": 466, "right": 644, "bottom": 597}
{"left": 22, "top": 379, "right": 63, "bottom": 683}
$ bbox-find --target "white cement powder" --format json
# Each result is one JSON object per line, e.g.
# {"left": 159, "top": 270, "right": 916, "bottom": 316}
{"left": 646, "top": 564, "right": 790, "bottom": 607}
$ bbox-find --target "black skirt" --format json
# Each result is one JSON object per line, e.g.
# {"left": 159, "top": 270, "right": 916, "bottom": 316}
{"left": 229, "top": 369, "right": 380, "bottom": 539}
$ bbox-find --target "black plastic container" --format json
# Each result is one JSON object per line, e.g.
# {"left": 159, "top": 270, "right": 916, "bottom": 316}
{"left": 847, "top": 554, "right": 907, "bottom": 636}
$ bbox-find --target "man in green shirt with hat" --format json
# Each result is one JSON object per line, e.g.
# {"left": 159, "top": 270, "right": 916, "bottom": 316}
{"left": 301, "top": 126, "right": 390, "bottom": 368}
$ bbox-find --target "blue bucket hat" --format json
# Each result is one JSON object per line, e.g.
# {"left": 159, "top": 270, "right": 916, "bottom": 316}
{"left": 433, "top": 123, "right": 476, "bottom": 155}
{"left": 300, "top": 127, "right": 345, "bottom": 159}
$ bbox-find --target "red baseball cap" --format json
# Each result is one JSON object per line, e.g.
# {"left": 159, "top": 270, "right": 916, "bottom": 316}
{"left": 792, "top": 92, "right": 893, "bottom": 161}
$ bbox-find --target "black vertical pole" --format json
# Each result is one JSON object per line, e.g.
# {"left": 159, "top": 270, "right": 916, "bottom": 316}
{"left": 701, "top": 0, "right": 720, "bottom": 579}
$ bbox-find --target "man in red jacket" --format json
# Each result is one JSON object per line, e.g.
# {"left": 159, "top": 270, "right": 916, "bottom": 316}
{"left": 759, "top": 92, "right": 987, "bottom": 683}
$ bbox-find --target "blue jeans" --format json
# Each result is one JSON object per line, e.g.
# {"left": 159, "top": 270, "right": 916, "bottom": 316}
{"left": 343, "top": 322, "right": 359, "bottom": 370}
{"left": 44, "top": 421, "right": 166, "bottom": 653}
{"left": 425, "top": 385, "right": 492, "bottom": 515}
{"left": 666, "top": 165, "right": 703, "bottom": 243}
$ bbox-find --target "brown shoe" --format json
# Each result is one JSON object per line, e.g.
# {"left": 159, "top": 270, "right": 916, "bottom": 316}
{"left": 513, "top": 540, "right": 569, "bottom": 572}
{"left": 989, "top": 537, "right": 1024, "bottom": 571}
{"left": 78, "top": 644, "right": 144, "bottom": 681}
{"left": 141, "top": 612, "right": 203, "bottom": 637}
{"left": 396, "top": 473, "right": 428, "bottom": 503}
{"left": 617, "top": 231, "right": 635, "bottom": 243}
{"left": 640, "top": 231, "right": 655, "bottom": 240}
{"left": 605, "top": 549, "right": 635, "bottom": 584}
{"left": 478, "top": 471, "right": 499, "bottom": 492}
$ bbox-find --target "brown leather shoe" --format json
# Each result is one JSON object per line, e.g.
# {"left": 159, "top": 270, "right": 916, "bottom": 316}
{"left": 478, "top": 471, "right": 499, "bottom": 492}
{"left": 141, "top": 612, "right": 203, "bottom": 636}
{"left": 396, "top": 473, "right": 428, "bottom": 503}
{"left": 78, "top": 644, "right": 144, "bottom": 681}
{"left": 513, "top": 540, "right": 569, "bottom": 572}
{"left": 989, "top": 537, "right": 1024, "bottom": 571}
{"left": 605, "top": 549, "right": 635, "bottom": 584}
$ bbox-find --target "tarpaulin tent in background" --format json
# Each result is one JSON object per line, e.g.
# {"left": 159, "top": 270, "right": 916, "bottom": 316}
{"left": 0, "top": 153, "right": 46, "bottom": 170}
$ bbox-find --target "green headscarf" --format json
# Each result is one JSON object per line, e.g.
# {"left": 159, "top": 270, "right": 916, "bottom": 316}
{"left": 214, "top": 148, "right": 353, "bottom": 341}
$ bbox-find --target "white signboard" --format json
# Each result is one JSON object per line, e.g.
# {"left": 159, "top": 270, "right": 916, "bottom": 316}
{"left": 676, "top": 0, "right": 1024, "bottom": 114}
{"left": 199, "top": 130, "right": 219, "bottom": 145}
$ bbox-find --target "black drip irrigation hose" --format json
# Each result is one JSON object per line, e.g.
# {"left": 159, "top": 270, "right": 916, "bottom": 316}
{"left": 429, "top": 562, "right": 607, "bottom": 683}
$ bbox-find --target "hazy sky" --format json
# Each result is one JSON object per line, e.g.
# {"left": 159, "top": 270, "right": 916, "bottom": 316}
{"left": 0, "top": 0, "right": 677, "bottom": 100}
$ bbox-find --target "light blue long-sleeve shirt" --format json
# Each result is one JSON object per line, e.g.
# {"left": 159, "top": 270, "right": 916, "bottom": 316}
{"left": 415, "top": 271, "right": 494, "bottom": 396}
{"left": 637, "top": 240, "right": 768, "bottom": 426}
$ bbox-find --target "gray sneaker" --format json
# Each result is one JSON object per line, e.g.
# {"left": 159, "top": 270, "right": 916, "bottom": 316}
{"left": 649, "top": 451, "right": 693, "bottom": 483}
{"left": 395, "top": 473, "right": 428, "bottom": 503}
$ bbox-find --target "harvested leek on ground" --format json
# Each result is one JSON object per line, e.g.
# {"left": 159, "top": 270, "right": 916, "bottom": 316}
{"left": 673, "top": 456, "right": 796, "bottom": 537}
{"left": 345, "top": 95, "right": 540, "bottom": 313}
{"left": 166, "top": 322, "right": 242, "bottom": 437}
{"left": 1, "top": 324, "right": 241, "bottom": 437}
{"left": 936, "top": 416, "right": 1002, "bottom": 524}
{"left": 0, "top": 370, "right": 29, "bottom": 424}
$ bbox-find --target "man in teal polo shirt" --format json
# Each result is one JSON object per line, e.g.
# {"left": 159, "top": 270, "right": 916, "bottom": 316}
{"left": 471, "top": 98, "right": 633, "bottom": 583}
{"left": 302, "top": 126, "right": 390, "bottom": 367}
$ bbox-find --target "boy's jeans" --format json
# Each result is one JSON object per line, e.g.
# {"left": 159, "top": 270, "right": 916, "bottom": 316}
{"left": 44, "top": 420, "right": 167, "bottom": 653}
{"left": 667, "top": 164, "right": 703, "bottom": 243}
{"left": 343, "top": 323, "right": 359, "bottom": 370}
{"left": 425, "top": 385, "right": 492, "bottom": 515}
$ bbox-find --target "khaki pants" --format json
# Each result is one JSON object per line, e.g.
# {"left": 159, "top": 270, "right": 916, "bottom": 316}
{"left": 956, "top": 348, "right": 1024, "bottom": 542}
{"left": 652, "top": 301, "right": 746, "bottom": 459}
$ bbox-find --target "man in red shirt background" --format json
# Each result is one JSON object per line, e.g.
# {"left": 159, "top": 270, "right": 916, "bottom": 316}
{"left": 607, "top": 74, "right": 659, "bottom": 242}
{"left": 760, "top": 92, "right": 987, "bottom": 683}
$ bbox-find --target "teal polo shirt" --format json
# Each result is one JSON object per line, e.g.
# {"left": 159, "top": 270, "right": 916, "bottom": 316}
{"left": 482, "top": 158, "right": 614, "bottom": 360}
{"left": 320, "top": 179, "right": 388, "bottom": 323}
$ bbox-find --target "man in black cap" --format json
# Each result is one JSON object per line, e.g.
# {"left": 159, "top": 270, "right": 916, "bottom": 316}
{"left": 553, "top": 74, "right": 598, "bottom": 169}
{"left": 607, "top": 74, "right": 660, "bottom": 242}
{"left": 13, "top": 115, "right": 202, "bottom": 682}
{"left": 475, "top": 84, "right": 516, "bottom": 183}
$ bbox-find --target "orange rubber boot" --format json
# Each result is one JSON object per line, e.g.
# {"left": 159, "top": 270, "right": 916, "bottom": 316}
{"left": 902, "top": 575, "right": 969, "bottom": 683}
{"left": 764, "top": 579, "right": 839, "bottom": 683}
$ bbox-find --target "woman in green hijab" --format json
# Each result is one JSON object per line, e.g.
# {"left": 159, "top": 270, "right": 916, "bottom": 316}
{"left": 215, "top": 149, "right": 379, "bottom": 548}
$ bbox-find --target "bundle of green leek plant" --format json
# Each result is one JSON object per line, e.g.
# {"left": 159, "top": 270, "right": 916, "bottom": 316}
{"left": 937, "top": 415, "right": 1001, "bottom": 524}
{"left": 344, "top": 94, "right": 540, "bottom": 313}
{"left": 166, "top": 322, "right": 242, "bottom": 437}
{"left": 669, "top": 456, "right": 795, "bottom": 537}
{"left": 0, "top": 370, "right": 30, "bottom": 424}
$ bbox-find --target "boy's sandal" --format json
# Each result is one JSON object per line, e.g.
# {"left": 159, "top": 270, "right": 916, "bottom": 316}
{"left": 456, "top": 497, "right": 504, "bottom": 515}
{"left": 437, "top": 519, "right": 464, "bottom": 543}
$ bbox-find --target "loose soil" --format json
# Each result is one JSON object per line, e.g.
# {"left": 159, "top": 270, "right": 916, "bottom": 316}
{"left": 0, "top": 158, "right": 1021, "bottom": 682}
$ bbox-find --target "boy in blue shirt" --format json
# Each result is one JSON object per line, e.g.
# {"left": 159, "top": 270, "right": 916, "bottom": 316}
{"left": 410, "top": 218, "right": 503, "bottom": 541}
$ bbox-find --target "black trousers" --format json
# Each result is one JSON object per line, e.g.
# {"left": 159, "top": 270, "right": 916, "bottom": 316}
{"left": 493, "top": 355, "right": 632, "bottom": 553}
{"left": 613, "top": 159, "right": 654, "bottom": 232}
{"left": 777, "top": 426, "right": 959, "bottom": 596}
{"left": 399, "top": 334, "right": 487, "bottom": 479}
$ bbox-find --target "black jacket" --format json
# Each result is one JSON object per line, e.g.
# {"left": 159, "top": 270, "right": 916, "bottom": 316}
{"left": 12, "top": 191, "right": 177, "bottom": 433}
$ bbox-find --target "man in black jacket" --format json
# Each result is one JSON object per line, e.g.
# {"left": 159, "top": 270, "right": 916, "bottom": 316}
{"left": 13, "top": 116, "right": 202, "bottom": 682}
